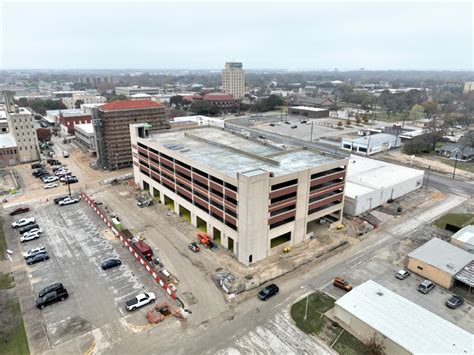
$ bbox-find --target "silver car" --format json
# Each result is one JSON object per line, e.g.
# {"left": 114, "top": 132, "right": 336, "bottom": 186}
{"left": 395, "top": 269, "right": 410, "bottom": 280}
{"left": 417, "top": 280, "right": 435, "bottom": 294}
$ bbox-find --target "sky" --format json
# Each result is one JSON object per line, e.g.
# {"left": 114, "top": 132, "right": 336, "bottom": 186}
{"left": 0, "top": 1, "right": 473, "bottom": 70}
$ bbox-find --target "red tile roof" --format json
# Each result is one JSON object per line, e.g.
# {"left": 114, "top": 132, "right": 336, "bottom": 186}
{"left": 100, "top": 100, "right": 161, "bottom": 111}
{"left": 203, "top": 92, "right": 234, "bottom": 101}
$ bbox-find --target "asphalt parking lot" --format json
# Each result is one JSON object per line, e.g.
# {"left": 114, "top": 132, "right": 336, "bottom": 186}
{"left": 322, "top": 228, "right": 474, "bottom": 333}
{"left": 13, "top": 200, "right": 167, "bottom": 348}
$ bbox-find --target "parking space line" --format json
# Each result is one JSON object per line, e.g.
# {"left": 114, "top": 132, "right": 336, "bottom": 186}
{"left": 83, "top": 339, "right": 96, "bottom": 355}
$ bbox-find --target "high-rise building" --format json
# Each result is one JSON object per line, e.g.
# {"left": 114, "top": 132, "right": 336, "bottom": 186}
{"left": 94, "top": 100, "right": 169, "bottom": 170}
{"left": 130, "top": 124, "right": 347, "bottom": 265}
{"left": 463, "top": 82, "right": 474, "bottom": 94}
{"left": 3, "top": 91, "right": 39, "bottom": 163}
{"left": 222, "top": 62, "right": 245, "bottom": 99}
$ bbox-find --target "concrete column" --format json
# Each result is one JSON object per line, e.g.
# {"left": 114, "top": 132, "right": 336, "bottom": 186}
{"left": 294, "top": 169, "right": 310, "bottom": 244}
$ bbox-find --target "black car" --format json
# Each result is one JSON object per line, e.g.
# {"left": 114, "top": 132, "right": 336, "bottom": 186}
{"left": 36, "top": 289, "right": 68, "bottom": 309}
{"left": 54, "top": 196, "right": 69, "bottom": 204}
{"left": 26, "top": 252, "right": 49, "bottom": 265}
{"left": 33, "top": 169, "right": 48, "bottom": 177}
{"left": 38, "top": 282, "right": 65, "bottom": 298}
{"left": 101, "top": 259, "right": 122, "bottom": 270}
{"left": 258, "top": 284, "right": 279, "bottom": 301}
{"left": 9, "top": 207, "right": 30, "bottom": 216}
{"left": 446, "top": 295, "right": 464, "bottom": 309}
{"left": 31, "top": 162, "right": 43, "bottom": 169}
{"left": 19, "top": 223, "right": 39, "bottom": 234}
{"left": 64, "top": 177, "right": 78, "bottom": 184}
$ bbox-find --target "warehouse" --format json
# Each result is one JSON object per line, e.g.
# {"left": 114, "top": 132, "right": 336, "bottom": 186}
{"left": 343, "top": 155, "right": 424, "bottom": 216}
{"left": 288, "top": 106, "right": 329, "bottom": 118}
{"left": 407, "top": 238, "right": 473, "bottom": 289}
{"left": 450, "top": 225, "right": 474, "bottom": 252}
{"left": 130, "top": 124, "right": 348, "bottom": 265}
{"left": 341, "top": 133, "right": 400, "bottom": 155}
{"left": 334, "top": 280, "right": 472, "bottom": 355}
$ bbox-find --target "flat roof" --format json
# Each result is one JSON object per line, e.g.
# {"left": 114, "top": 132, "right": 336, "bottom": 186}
{"left": 46, "top": 109, "right": 82, "bottom": 116}
{"left": 144, "top": 127, "right": 340, "bottom": 178}
{"left": 335, "top": 280, "right": 473, "bottom": 354}
{"left": 345, "top": 133, "right": 398, "bottom": 147}
{"left": 345, "top": 155, "right": 424, "bottom": 198}
{"left": 0, "top": 133, "right": 16, "bottom": 148}
{"left": 289, "top": 106, "right": 328, "bottom": 112}
{"left": 452, "top": 225, "right": 474, "bottom": 246}
{"left": 74, "top": 123, "right": 94, "bottom": 135}
{"left": 408, "top": 238, "right": 473, "bottom": 275}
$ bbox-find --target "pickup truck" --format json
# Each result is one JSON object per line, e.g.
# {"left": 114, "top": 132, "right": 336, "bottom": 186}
{"left": 9, "top": 207, "right": 30, "bottom": 216}
{"left": 12, "top": 217, "right": 35, "bottom": 228}
{"left": 125, "top": 292, "right": 156, "bottom": 311}
{"left": 59, "top": 197, "right": 80, "bottom": 206}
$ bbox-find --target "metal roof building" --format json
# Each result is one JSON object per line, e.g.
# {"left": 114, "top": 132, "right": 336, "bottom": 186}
{"left": 334, "top": 280, "right": 473, "bottom": 355}
{"left": 451, "top": 225, "right": 474, "bottom": 253}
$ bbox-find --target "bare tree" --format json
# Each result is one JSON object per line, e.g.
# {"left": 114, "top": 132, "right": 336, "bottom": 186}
{"left": 366, "top": 336, "right": 386, "bottom": 355}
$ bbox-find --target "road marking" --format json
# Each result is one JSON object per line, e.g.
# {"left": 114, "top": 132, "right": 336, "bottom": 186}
{"left": 83, "top": 339, "right": 96, "bottom": 355}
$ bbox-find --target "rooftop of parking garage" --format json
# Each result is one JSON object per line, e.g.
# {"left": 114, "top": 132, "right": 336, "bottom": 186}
{"left": 143, "top": 127, "right": 343, "bottom": 178}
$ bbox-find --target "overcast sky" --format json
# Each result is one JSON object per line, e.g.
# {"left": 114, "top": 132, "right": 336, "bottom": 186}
{"left": 1, "top": 1, "right": 472, "bottom": 70}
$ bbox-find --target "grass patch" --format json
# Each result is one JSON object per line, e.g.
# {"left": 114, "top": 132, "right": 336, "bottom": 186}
{"left": 0, "top": 299, "right": 29, "bottom": 355}
{"left": 440, "top": 158, "right": 474, "bottom": 174}
{"left": 291, "top": 292, "right": 368, "bottom": 354}
{"left": 0, "top": 217, "right": 6, "bottom": 260}
{"left": 0, "top": 273, "right": 14, "bottom": 290}
{"left": 434, "top": 213, "right": 474, "bottom": 229}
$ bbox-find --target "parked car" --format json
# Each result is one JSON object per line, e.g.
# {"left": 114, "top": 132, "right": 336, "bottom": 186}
{"left": 333, "top": 277, "right": 353, "bottom": 291}
{"left": 42, "top": 176, "right": 59, "bottom": 183}
{"left": 12, "top": 217, "right": 35, "bottom": 228}
{"left": 188, "top": 242, "right": 200, "bottom": 252}
{"left": 101, "top": 258, "right": 122, "bottom": 270}
{"left": 22, "top": 228, "right": 43, "bottom": 238}
{"left": 33, "top": 169, "right": 48, "bottom": 177}
{"left": 26, "top": 252, "right": 49, "bottom": 265}
{"left": 63, "top": 151, "right": 69, "bottom": 158}
{"left": 291, "top": 125, "right": 297, "bottom": 129}
{"left": 63, "top": 176, "right": 78, "bottom": 184}
{"left": 36, "top": 172, "right": 50, "bottom": 179}
{"left": 9, "top": 206, "right": 30, "bottom": 216}
{"left": 59, "top": 197, "right": 80, "bottom": 206}
{"left": 395, "top": 269, "right": 410, "bottom": 280}
{"left": 446, "top": 295, "right": 464, "bottom": 309}
{"left": 44, "top": 183, "right": 58, "bottom": 189}
{"left": 417, "top": 280, "right": 435, "bottom": 294}
{"left": 19, "top": 223, "right": 39, "bottom": 234}
{"left": 54, "top": 196, "right": 69, "bottom": 204}
{"left": 53, "top": 166, "right": 66, "bottom": 173}
{"left": 31, "top": 162, "right": 43, "bottom": 169}
{"left": 23, "top": 245, "right": 46, "bottom": 259}
{"left": 55, "top": 169, "right": 71, "bottom": 176}
{"left": 125, "top": 292, "right": 156, "bottom": 311}
{"left": 258, "top": 284, "right": 279, "bottom": 300}
{"left": 38, "top": 282, "right": 65, "bottom": 298}
{"left": 136, "top": 197, "right": 152, "bottom": 207}
{"left": 36, "top": 289, "right": 68, "bottom": 309}
{"left": 20, "top": 231, "right": 41, "bottom": 243}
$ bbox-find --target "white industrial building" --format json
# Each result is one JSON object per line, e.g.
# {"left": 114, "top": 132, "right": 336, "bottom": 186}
{"left": 344, "top": 155, "right": 424, "bottom": 216}
{"left": 334, "top": 280, "right": 472, "bottom": 355}
{"left": 341, "top": 133, "right": 401, "bottom": 156}
{"left": 74, "top": 123, "right": 96, "bottom": 153}
{"left": 450, "top": 225, "right": 474, "bottom": 252}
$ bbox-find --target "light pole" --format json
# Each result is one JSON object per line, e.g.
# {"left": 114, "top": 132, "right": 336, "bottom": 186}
{"left": 452, "top": 152, "right": 459, "bottom": 179}
{"left": 310, "top": 121, "right": 314, "bottom": 142}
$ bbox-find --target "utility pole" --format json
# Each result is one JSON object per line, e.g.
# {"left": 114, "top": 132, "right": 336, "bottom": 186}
{"left": 425, "top": 165, "right": 431, "bottom": 190}
{"left": 310, "top": 121, "right": 314, "bottom": 142}
{"left": 452, "top": 153, "right": 459, "bottom": 179}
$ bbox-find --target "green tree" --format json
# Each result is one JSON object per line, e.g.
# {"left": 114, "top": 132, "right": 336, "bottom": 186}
{"left": 74, "top": 99, "right": 84, "bottom": 109}
{"left": 409, "top": 104, "right": 425, "bottom": 121}
{"left": 403, "top": 136, "right": 431, "bottom": 154}
{"left": 422, "top": 100, "right": 439, "bottom": 119}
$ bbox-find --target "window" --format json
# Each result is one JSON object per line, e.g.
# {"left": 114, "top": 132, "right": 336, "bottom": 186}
{"left": 270, "top": 204, "right": 296, "bottom": 217}
{"left": 417, "top": 265, "right": 423, "bottom": 270}
{"left": 194, "top": 179, "right": 208, "bottom": 190}
{"left": 225, "top": 182, "right": 238, "bottom": 192}
{"left": 193, "top": 168, "right": 208, "bottom": 178}
{"left": 271, "top": 179, "right": 297, "bottom": 191}
{"left": 270, "top": 232, "right": 291, "bottom": 247}
{"left": 270, "top": 191, "right": 296, "bottom": 204}
{"left": 358, "top": 147, "right": 367, "bottom": 153}
{"left": 210, "top": 176, "right": 223, "bottom": 185}
{"left": 343, "top": 144, "right": 351, "bottom": 149}
{"left": 270, "top": 216, "right": 295, "bottom": 229}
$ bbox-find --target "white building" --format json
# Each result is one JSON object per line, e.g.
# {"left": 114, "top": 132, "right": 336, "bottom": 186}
{"left": 334, "top": 280, "right": 472, "bottom": 355}
{"left": 344, "top": 155, "right": 424, "bottom": 216}
{"left": 74, "top": 123, "right": 96, "bottom": 153}
{"left": 464, "top": 82, "right": 474, "bottom": 93}
{"left": 46, "top": 108, "right": 82, "bottom": 125}
{"left": 115, "top": 86, "right": 163, "bottom": 97}
{"left": 222, "top": 62, "right": 245, "bottom": 99}
{"left": 450, "top": 225, "right": 474, "bottom": 253}
{"left": 3, "top": 91, "right": 39, "bottom": 163}
{"left": 341, "top": 133, "right": 401, "bottom": 156}
{"left": 62, "top": 92, "right": 106, "bottom": 109}
{"left": 80, "top": 103, "right": 105, "bottom": 115}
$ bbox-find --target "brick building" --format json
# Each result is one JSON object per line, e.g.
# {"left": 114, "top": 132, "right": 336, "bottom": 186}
{"left": 59, "top": 112, "right": 92, "bottom": 135}
{"left": 130, "top": 124, "right": 347, "bottom": 265}
{"left": 94, "top": 100, "right": 169, "bottom": 170}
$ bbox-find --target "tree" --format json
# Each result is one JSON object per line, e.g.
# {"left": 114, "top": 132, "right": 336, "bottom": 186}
{"left": 409, "top": 104, "right": 425, "bottom": 121}
{"left": 189, "top": 100, "right": 219, "bottom": 116}
{"left": 106, "top": 94, "right": 128, "bottom": 102}
{"left": 366, "top": 336, "right": 386, "bottom": 355}
{"left": 170, "top": 95, "right": 184, "bottom": 107}
{"left": 74, "top": 99, "right": 84, "bottom": 109}
{"left": 422, "top": 100, "right": 439, "bottom": 119}
{"left": 403, "top": 136, "right": 431, "bottom": 154}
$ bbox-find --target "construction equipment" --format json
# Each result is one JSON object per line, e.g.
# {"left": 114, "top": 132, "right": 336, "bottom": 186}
{"left": 146, "top": 302, "right": 189, "bottom": 324}
{"left": 197, "top": 232, "right": 210, "bottom": 245}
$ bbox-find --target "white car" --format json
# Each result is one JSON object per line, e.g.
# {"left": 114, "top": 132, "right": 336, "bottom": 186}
{"left": 12, "top": 217, "right": 35, "bottom": 228}
{"left": 22, "top": 228, "right": 44, "bottom": 238}
{"left": 44, "top": 183, "right": 58, "bottom": 189}
{"left": 42, "top": 176, "right": 59, "bottom": 183}
{"left": 23, "top": 245, "right": 46, "bottom": 259}
{"left": 63, "top": 151, "right": 69, "bottom": 158}
{"left": 55, "top": 170, "right": 71, "bottom": 177}
{"left": 21, "top": 232, "right": 41, "bottom": 243}
{"left": 125, "top": 292, "right": 156, "bottom": 311}
{"left": 59, "top": 197, "right": 80, "bottom": 206}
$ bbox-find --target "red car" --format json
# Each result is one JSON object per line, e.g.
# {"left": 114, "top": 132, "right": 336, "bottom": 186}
{"left": 9, "top": 207, "right": 30, "bottom": 216}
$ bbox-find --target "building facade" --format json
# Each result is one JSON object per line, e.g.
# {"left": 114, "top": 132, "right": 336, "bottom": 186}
{"left": 130, "top": 124, "right": 347, "bottom": 265}
{"left": 62, "top": 93, "right": 106, "bottom": 109}
{"left": 341, "top": 133, "right": 401, "bottom": 156}
{"left": 115, "top": 86, "right": 163, "bottom": 97}
{"left": 463, "top": 82, "right": 474, "bottom": 94}
{"left": 0, "top": 133, "right": 19, "bottom": 166}
{"left": 95, "top": 100, "right": 169, "bottom": 170}
{"left": 74, "top": 123, "right": 96, "bottom": 153}
{"left": 288, "top": 106, "right": 330, "bottom": 118}
{"left": 3, "top": 91, "right": 39, "bottom": 163}
{"left": 222, "top": 62, "right": 245, "bottom": 99}
{"left": 59, "top": 112, "right": 92, "bottom": 135}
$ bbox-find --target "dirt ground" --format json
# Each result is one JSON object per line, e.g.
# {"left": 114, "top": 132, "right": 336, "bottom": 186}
{"left": 386, "top": 150, "right": 474, "bottom": 179}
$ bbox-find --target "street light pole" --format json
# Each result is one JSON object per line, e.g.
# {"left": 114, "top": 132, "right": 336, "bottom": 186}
{"left": 452, "top": 153, "right": 459, "bottom": 179}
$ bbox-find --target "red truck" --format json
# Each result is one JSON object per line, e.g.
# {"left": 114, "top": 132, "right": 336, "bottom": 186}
{"left": 134, "top": 240, "right": 153, "bottom": 261}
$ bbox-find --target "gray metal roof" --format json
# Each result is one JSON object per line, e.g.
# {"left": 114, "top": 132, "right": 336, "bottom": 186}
{"left": 451, "top": 225, "right": 474, "bottom": 248}
{"left": 455, "top": 260, "right": 474, "bottom": 288}
{"left": 347, "top": 133, "right": 398, "bottom": 147}
{"left": 335, "top": 280, "right": 473, "bottom": 354}
{"left": 438, "top": 143, "right": 474, "bottom": 156}
{"left": 408, "top": 238, "right": 473, "bottom": 275}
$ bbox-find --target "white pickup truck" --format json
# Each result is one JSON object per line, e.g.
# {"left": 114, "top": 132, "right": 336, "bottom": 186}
{"left": 125, "top": 292, "right": 156, "bottom": 311}
{"left": 12, "top": 217, "right": 36, "bottom": 228}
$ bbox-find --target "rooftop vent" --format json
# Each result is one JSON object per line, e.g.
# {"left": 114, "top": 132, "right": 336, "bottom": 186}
{"left": 376, "top": 291, "right": 384, "bottom": 296}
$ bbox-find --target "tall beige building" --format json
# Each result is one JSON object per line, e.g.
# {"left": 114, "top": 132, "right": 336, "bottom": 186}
{"left": 3, "top": 91, "right": 39, "bottom": 163}
{"left": 463, "top": 82, "right": 474, "bottom": 94}
{"left": 222, "top": 62, "right": 245, "bottom": 99}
